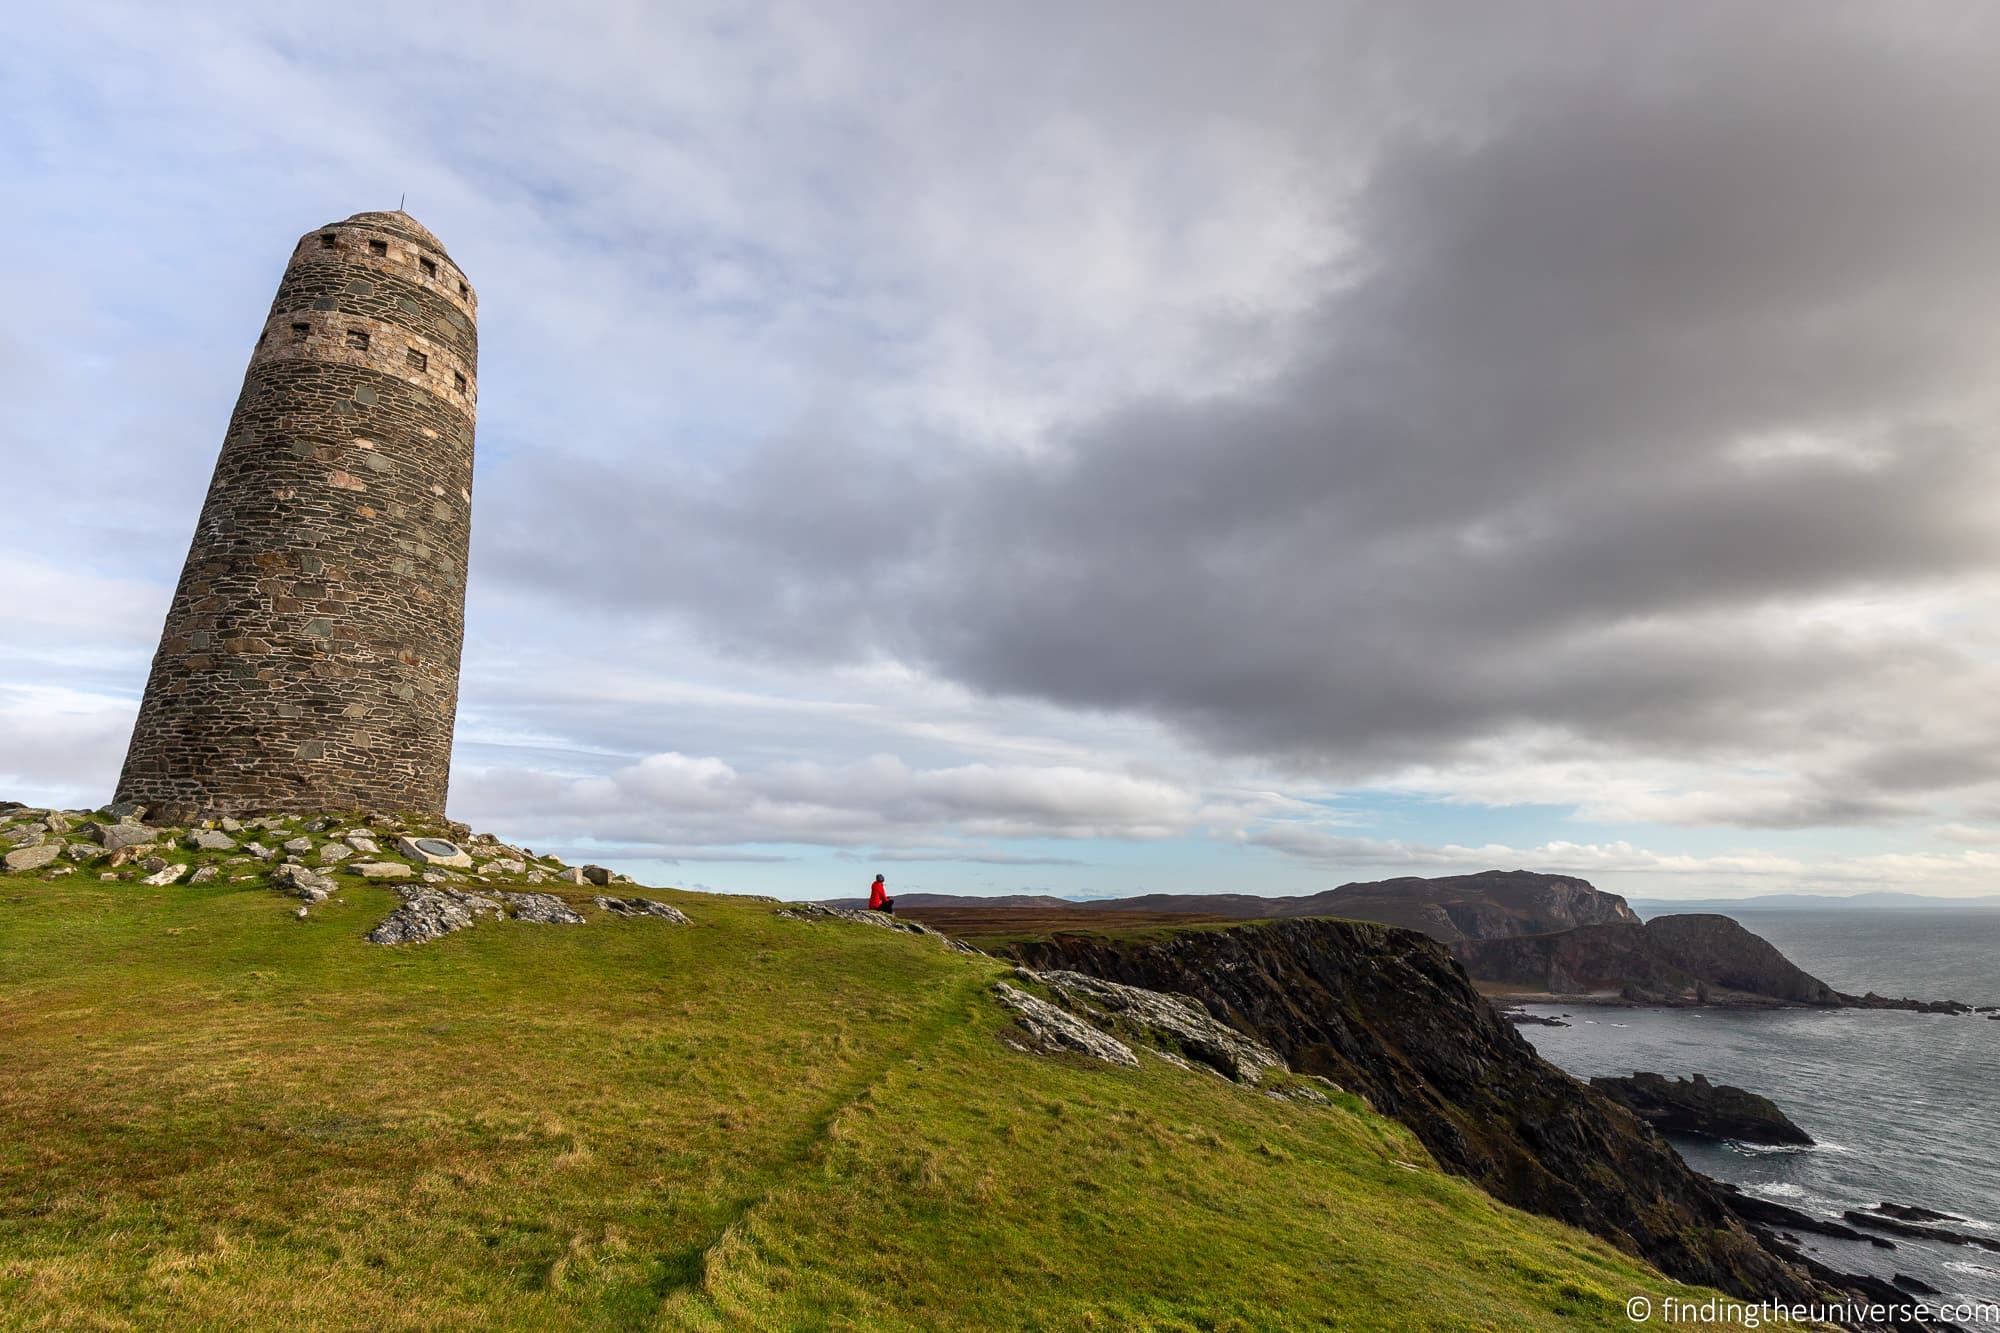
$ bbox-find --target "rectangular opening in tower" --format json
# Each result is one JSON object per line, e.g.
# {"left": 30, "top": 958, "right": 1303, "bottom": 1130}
{"left": 319, "top": 233, "right": 337, "bottom": 249}
{"left": 407, "top": 348, "right": 428, "bottom": 372}
{"left": 420, "top": 257, "right": 437, "bottom": 277}
{"left": 292, "top": 322, "right": 310, "bottom": 340}
{"left": 454, "top": 371, "right": 467, "bottom": 393}
{"left": 368, "top": 239, "right": 388, "bottom": 256}
{"left": 346, "top": 330, "right": 369, "bottom": 350}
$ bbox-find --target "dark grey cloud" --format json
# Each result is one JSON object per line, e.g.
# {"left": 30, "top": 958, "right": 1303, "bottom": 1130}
{"left": 486, "top": 3, "right": 2000, "bottom": 824}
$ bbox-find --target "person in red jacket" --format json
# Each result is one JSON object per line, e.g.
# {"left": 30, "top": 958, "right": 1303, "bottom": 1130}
{"left": 868, "top": 873, "right": 894, "bottom": 914}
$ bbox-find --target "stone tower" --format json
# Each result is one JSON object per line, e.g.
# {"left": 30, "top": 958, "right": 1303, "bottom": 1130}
{"left": 116, "top": 211, "right": 477, "bottom": 821}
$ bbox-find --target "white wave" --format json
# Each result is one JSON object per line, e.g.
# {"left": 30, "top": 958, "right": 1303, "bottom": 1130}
{"left": 1726, "top": 1141, "right": 1816, "bottom": 1156}
{"left": 1725, "top": 1139, "right": 1850, "bottom": 1157}
{"left": 1944, "top": 1260, "right": 1998, "bottom": 1279}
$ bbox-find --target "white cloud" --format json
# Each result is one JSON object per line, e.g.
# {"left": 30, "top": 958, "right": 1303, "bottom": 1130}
{"left": 452, "top": 750, "right": 1238, "bottom": 859}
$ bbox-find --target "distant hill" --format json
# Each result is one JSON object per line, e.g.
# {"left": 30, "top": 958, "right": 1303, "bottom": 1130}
{"left": 832, "top": 870, "right": 1639, "bottom": 944}
{"left": 1630, "top": 891, "right": 2000, "bottom": 915}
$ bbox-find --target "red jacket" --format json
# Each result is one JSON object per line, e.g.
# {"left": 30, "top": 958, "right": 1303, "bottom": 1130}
{"left": 868, "top": 878, "right": 887, "bottom": 909}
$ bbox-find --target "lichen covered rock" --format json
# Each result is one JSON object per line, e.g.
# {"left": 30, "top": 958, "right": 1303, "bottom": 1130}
{"left": 365, "top": 887, "right": 503, "bottom": 945}
{"left": 496, "top": 891, "right": 585, "bottom": 925}
{"left": 593, "top": 896, "right": 690, "bottom": 923}
{"left": 1023, "top": 967, "right": 1287, "bottom": 1083}
{"left": 992, "top": 982, "right": 1138, "bottom": 1067}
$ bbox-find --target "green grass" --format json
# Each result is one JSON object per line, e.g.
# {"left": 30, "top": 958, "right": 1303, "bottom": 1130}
{"left": 0, "top": 869, "right": 1783, "bottom": 1330}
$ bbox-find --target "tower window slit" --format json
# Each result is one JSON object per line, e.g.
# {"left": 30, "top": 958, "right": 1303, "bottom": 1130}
{"left": 419, "top": 257, "right": 437, "bottom": 277}
{"left": 346, "top": 329, "right": 369, "bottom": 350}
{"left": 407, "top": 348, "right": 428, "bottom": 372}
{"left": 368, "top": 239, "right": 388, "bottom": 256}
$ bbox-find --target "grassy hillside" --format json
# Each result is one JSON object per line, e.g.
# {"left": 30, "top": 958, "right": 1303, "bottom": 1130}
{"left": 1, "top": 867, "right": 1777, "bottom": 1330}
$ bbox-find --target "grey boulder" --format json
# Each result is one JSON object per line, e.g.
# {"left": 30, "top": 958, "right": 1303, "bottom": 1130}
{"left": 91, "top": 822, "right": 157, "bottom": 852}
{"left": 3, "top": 843, "right": 62, "bottom": 873}
{"left": 272, "top": 863, "right": 337, "bottom": 901}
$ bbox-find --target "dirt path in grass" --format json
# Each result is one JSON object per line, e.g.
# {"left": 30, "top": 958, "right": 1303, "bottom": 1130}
{"left": 650, "top": 966, "right": 993, "bottom": 1315}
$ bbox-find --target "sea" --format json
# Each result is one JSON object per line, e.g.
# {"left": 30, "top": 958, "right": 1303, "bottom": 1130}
{"left": 1517, "top": 910, "right": 2000, "bottom": 1325}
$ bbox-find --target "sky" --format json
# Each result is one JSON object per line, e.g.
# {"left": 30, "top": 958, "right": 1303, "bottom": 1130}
{"left": 7, "top": 1, "right": 2000, "bottom": 901}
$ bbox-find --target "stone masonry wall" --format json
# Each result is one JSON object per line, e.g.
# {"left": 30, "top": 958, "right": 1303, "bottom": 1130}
{"left": 116, "top": 212, "right": 477, "bottom": 821}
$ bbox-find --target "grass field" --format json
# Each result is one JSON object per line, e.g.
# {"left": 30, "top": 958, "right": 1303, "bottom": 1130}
{"left": 0, "top": 866, "right": 1783, "bottom": 1330}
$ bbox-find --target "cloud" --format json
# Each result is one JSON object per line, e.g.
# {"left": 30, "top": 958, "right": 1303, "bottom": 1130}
{"left": 451, "top": 751, "right": 1238, "bottom": 859}
{"left": 0, "top": 685, "right": 137, "bottom": 807}
{"left": 478, "top": 3, "right": 2000, "bottom": 831}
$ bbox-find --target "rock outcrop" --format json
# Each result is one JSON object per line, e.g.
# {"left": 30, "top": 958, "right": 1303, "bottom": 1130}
{"left": 495, "top": 891, "right": 585, "bottom": 925}
{"left": 1025, "top": 968, "right": 1287, "bottom": 1083}
{"left": 1456, "top": 913, "right": 1843, "bottom": 1005}
{"left": 1846, "top": 1208, "right": 2000, "bottom": 1254}
{"left": 1007, "top": 917, "right": 1844, "bottom": 1314}
{"left": 1709, "top": 1181, "right": 1893, "bottom": 1248}
{"left": 1456, "top": 913, "right": 1971, "bottom": 1011}
{"left": 365, "top": 886, "right": 503, "bottom": 945}
{"left": 991, "top": 981, "right": 1138, "bottom": 1066}
{"left": 593, "top": 896, "right": 691, "bottom": 923}
{"left": 1589, "top": 1072, "right": 1813, "bottom": 1145}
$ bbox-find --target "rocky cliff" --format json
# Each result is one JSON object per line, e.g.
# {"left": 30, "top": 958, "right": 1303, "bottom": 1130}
{"left": 1006, "top": 917, "right": 1836, "bottom": 1310}
{"left": 1457, "top": 913, "right": 1840, "bottom": 1005}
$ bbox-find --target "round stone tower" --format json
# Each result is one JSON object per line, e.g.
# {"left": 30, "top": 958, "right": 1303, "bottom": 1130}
{"left": 116, "top": 210, "right": 478, "bottom": 821}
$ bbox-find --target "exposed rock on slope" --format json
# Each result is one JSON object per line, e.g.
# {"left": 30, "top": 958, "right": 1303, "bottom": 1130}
{"left": 1026, "top": 968, "right": 1287, "bottom": 1083}
{"left": 1008, "top": 918, "right": 1835, "bottom": 1311}
{"left": 1589, "top": 1072, "right": 1813, "bottom": 1145}
{"left": 593, "top": 896, "right": 691, "bottom": 923}
{"left": 991, "top": 982, "right": 1138, "bottom": 1066}
{"left": 366, "top": 887, "right": 504, "bottom": 944}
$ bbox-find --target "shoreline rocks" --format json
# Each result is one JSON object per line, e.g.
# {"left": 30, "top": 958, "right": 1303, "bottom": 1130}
{"left": 1589, "top": 1072, "right": 1814, "bottom": 1146}
{"left": 1709, "top": 1180, "right": 1894, "bottom": 1248}
{"left": 1845, "top": 1206, "right": 2000, "bottom": 1254}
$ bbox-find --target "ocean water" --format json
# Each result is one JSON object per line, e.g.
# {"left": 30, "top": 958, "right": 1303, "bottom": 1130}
{"left": 1518, "top": 911, "right": 2000, "bottom": 1323}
